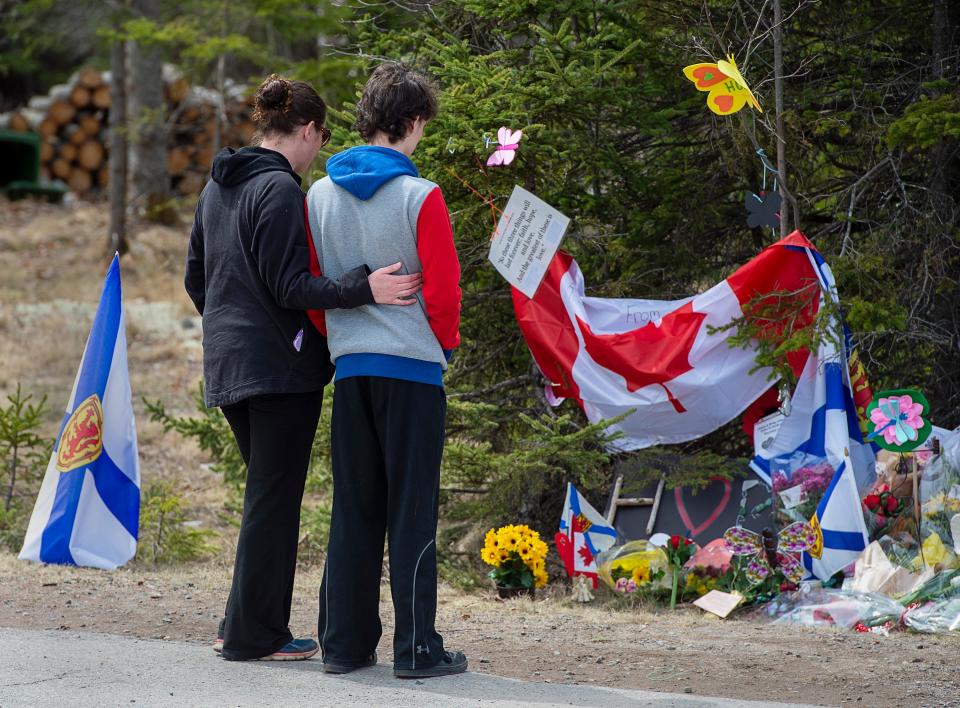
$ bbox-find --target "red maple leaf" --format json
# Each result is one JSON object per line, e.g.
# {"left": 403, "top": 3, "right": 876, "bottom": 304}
{"left": 577, "top": 544, "right": 594, "bottom": 567}
{"left": 575, "top": 301, "right": 707, "bottom": 413}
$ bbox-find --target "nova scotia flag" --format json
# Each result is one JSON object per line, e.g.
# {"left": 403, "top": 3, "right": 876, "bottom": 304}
{"left": 20, "top": 255, "right": 140, "bottom": 569}
{"left": 750, "top": 246, "right": 873, "bottom": 580}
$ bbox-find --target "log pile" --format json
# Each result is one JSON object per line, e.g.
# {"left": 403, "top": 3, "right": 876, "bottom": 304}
{"left": 0, "top": 66, "right": 255, "bottom": 198}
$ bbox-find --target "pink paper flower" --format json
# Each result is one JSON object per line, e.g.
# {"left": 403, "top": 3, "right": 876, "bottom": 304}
{"left": 870, "top": 395, "right": 924, "bottom": 445}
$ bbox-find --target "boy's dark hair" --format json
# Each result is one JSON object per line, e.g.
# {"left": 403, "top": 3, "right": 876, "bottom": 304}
{"left": 252, "top": 73, "right": 327, "bottom": 139}
{"left": 355, "top": 63, "right": 438, "bottom": 143}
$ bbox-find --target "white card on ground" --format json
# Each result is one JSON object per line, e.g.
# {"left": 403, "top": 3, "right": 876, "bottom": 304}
{"left": 488, "top": 185, "right": 570, "bottom": 298}
{"left": 693, "top": 590, "right": 744, "bottom": 618}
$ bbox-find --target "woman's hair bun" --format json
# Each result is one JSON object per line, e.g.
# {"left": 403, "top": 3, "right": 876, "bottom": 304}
{"left": 250, "top": 73, "right": 327, "bottom": 141}
{"left": 255, "top": 74, "right": 292, "bottom": 111}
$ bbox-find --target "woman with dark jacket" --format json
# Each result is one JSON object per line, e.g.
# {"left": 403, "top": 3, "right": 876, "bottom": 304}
{"left": 185, "top": 74, "right": 420, "bottom": 662}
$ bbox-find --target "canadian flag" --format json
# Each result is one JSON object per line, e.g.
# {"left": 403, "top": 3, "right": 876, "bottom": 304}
{"left": 555, "top": 483, "right": 617, "bottom": 588}
{"left": 513, "top": 232, "right": 823, "bottom": 450}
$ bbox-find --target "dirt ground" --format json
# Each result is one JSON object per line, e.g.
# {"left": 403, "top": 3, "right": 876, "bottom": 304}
{"left": 1, "top": 198, "right": 959, "bottom": 708}
{"left": 1, "top": 555, "right": 959, "bottom": 707}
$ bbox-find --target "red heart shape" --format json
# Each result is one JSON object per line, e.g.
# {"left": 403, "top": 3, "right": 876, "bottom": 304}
{"left": 713, "top": 94, "right": 735, "bottom": 113}
{"left": 674, "top": 477, "right": 732, "bottom": 538}
{"left": 692, "top": 66, "right": 725, "bottom": 88}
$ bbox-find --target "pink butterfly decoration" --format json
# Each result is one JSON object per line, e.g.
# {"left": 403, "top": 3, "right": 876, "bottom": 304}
{"left": 723, "top": 522, "right": 817, "bottom": 585}
{"left": 486, "top": 126, "right": 523, "bottom": 166}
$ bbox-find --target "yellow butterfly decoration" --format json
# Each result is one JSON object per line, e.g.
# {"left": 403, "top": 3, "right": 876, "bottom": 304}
{"left": 682, "top": 54, "right": 762, "bottom": 115}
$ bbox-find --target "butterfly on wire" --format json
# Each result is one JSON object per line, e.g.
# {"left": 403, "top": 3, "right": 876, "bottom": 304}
{"left": 724, "top": 521, "right": 816, "bottom": 585}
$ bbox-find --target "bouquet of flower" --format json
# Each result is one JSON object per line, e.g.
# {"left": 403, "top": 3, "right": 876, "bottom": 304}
{"left": 664, "top": 535, "right": 696, "bottom": 609}
{"left": 596, "top": 540, "right": 669, "bottom": 596}
{"left": 481, "top": 524, "right": 549, "bottom": 590}
{"left": 862, "top": 483, "right": 908, "bottom": 538}
{"left": 771, "top": 453, "right": 836, "bottom": 526}
{"left": 919, "top": 445, "right": 960, "bottom": 550}
{"left": 610, "top": 553, "right": 666, "bottom": 594}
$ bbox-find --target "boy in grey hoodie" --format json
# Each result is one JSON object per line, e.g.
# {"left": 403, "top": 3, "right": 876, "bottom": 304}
{"left": 305, "top": 63, "right": 465, "bottom": 678}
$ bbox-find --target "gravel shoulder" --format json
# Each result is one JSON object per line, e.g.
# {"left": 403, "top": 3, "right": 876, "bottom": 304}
{"left": 1, "top": 555, "right": 958, "bottom": 707}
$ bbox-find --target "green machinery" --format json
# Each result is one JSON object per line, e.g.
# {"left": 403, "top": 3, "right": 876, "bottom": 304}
{"left": 0, "top": 130, "right": 68, "bottom": 203}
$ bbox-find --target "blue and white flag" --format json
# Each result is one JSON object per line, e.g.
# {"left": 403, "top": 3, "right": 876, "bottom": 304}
{"left": 749, "top": 246, "right": 873, "bottom": 580}
{"left": 20, "top": 255, "right": 140, "bottom": 569}
{"left": 559, "top": 483, "right": 617, "bottom": 570}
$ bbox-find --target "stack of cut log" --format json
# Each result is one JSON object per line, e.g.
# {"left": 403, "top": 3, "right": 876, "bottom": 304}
{"left": 0, "top": 66, "right": 254, "bottom": 198}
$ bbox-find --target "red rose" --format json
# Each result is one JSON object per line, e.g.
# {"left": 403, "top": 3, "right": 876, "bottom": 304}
{"left": 780, "top": 581, "right": 798, "bottom": 592}
{"left": 877, "top": 484, "right": 889, "bottom": 494}
{"left": 875, "top": 513, "right": 887, "bottom": 526}
{"left": 864, "top": 494, "right": 881, "bottom": 510}
{"left": 885, "top": 495, "right": 899, "bottom": 514}
{"left": 670, "top": 535, "right": 681, "bottom": 550}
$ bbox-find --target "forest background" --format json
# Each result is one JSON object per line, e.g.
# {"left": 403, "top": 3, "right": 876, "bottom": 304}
{"left": 1, "top": 0, "right": 958, "bottom": 572}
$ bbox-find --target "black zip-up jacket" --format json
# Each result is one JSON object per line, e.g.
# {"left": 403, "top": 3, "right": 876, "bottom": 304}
{"left": 185, "top": 147, "right": 373, "bottom": 407}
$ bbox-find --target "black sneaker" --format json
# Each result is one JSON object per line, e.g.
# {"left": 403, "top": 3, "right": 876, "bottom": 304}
{"left": 394, "top": 650, "right": 468, "bottom": 679}
{"left": 323, "top": 652, "right": 378, "bottom": 674}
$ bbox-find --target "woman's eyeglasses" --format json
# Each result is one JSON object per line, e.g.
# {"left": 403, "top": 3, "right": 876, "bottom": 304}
{"left": 318, "top": 126, "right": 331, "bottom": 147}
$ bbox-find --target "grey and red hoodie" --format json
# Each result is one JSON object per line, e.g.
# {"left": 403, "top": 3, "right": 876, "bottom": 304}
{"left": 305, "top": 145, "right": 461, "bottom": 387}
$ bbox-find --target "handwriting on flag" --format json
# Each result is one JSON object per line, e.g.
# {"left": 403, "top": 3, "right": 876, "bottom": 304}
{"left": 576, "top": 301, "right": 706, "bottom": 413}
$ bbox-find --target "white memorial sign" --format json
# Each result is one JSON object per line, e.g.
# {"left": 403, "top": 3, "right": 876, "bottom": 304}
{"left": 488, "top": 185, "right": 570, "bottom": 298}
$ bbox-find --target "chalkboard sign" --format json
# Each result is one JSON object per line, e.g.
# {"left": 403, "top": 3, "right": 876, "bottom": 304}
{"left": 605, "top": 461, "right": 774, "bottom": 544}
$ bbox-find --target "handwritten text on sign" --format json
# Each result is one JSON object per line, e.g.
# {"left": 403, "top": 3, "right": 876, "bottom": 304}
{"left": 488, "top": 186, "right": 570, "bottom": 298}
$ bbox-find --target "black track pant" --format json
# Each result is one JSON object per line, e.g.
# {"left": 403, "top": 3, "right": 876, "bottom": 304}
{"left": 218, "top": 390, "right": 324, "bottom": 661}
{"left": 318, "top": 376, "right": 447, "bottom": 670}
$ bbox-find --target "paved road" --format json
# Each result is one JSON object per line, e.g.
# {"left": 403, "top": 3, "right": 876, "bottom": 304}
{"left": 0, "top": 629, "right": 824, "bottom": 707}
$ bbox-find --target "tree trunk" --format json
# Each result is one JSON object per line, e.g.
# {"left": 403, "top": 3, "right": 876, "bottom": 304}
{"left": 929, "top": 0, "right": 953, "bottom": 209}
{"left": 109, "top": 33, "right": 129, "bottom": 255}
{"left": 773, "top": 0, "right": 790, "bottom": 237}
{"left": 127, "top": 0, "right": 168, "bottom": 215}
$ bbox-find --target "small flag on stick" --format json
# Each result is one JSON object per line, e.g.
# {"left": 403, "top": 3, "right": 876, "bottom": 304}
{"left": 20, "top": 255, "right": 140, "bottom": 569}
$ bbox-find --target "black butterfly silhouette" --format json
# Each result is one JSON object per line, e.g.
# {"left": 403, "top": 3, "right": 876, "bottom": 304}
{"left": 745, "top": 191, "right": 781, "bottom": 229}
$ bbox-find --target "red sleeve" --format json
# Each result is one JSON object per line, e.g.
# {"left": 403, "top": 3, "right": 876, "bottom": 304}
{"left": 416, "top": 187, "right": 461, "bottom": 350}
{"left": 303, "top": 198, "right": 327, "bottom": 336}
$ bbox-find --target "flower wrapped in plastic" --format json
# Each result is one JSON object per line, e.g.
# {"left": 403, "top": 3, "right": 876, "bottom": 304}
{"left": 861, "top": 482, "right": 908, "bottom": 539}
{"left": 919, "top": 434, "right": 960, "bottom": 550}
{"left": 596, "top": 540, "right": 670, "bottom": 594}
{"left": 770, "top": 452, "right": 836, "bottom": 527}
{"left": 899, "top": 568, "right": 960, "bottom": 606}
{"left": 903, "top": 597, "right": 960, "bottom": 633}
{"left": 756, "top": 588, "right": 904, "bottom": 633}
{"left": 900, "top": 570, "right": 960, "bottom": 633}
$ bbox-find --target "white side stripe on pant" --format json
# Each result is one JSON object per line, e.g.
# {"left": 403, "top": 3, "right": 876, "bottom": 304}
{"left": 410, "top": 538, "right": 435, "bottom": 669}
{"left": 320, "top": 564, "right": 329, "bottom": 658}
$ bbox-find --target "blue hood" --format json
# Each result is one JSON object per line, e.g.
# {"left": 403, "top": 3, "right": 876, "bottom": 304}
{"left": 326, "top": 145, "right": 419, "bottom": 200}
